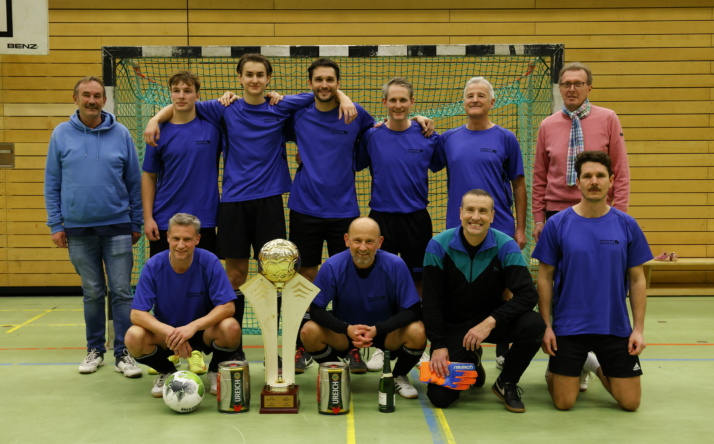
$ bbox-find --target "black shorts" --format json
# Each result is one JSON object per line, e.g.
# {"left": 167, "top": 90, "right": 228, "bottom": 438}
{"left": 548, "top": 334, "right": 643, "bottom": 378}
{"left": 149, "top": 227, "right": 217, "bottom": 257}
{"left": 289, "top": 210, "right": 354, "bottom": 267}
{"left": 186, "top": 331, "right": 211, "bottom": 354}
{"left": 217, "top": 196, "right": 286, "bottom": 260}
{"left": 369, "top": 209, "right": 432, "bottom": 281}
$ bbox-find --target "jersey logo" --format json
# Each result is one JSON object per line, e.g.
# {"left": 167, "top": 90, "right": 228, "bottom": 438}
{"left": 599, "top": 240, "right": 620, "bottom": 245}
{"left": 479, "top": 148, "right": 497, "bottom": 153}
{"left": 331, "top": 130, "right": 348, "bottom": 135}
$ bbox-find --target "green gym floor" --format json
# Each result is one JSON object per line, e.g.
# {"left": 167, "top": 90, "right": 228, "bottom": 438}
{"left": 2, "top": 296, "right": 713, "bottom": 444}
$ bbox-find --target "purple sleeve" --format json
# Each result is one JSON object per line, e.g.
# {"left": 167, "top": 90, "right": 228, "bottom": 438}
{"left": 504, "top": 130, "right": 525, "bottom": 181}
{"left": 196, "top": 100, "right": 226, "bottom": 125}
{"left": 428, "top": 132, "right": 445, "bottom": 172}
{"left": 531, "top": 219, "right": 560, "bottom": 266}
{"left": 276, "top": 92, "right": 315, "bottom": 112}
{"left": 132, "top": 263, "right": 157, "bottom": 312}
{"left": 312, "top": 262, "right": 336, "bottom": 308}
{"left": 626, "top": 217, "right": 654, "bottom": 268}
{"left": 206, "top": 255, "right": 237, "bottom": 306}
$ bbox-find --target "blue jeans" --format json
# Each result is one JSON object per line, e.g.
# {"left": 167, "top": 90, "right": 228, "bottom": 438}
{"left": 68, "top": 234, "right": 134, "bottom": 357}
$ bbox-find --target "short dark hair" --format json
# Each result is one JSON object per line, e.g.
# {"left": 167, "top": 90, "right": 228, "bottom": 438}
{"left": 73, "top": 76, "right": 105, "bottom": 98}
{"left": 236, "top": 53, "right": 273, "bottom": 77}
{"left": 559, "top": 62, "right": 593, "bottom": 85}
{"left": 168, "top": 70, "right": 200, "bottom": 93}
{"left": 308, "top": 58, "right": 340, "bottom": 81}
{"left": 382, "top": 77, "right": 414, "bottom": 99}
{"left": 461, "top": 189, "right": 494, "bottom": 210}
{"left": 575, "top": 151, "right": 613, "bottom": 177}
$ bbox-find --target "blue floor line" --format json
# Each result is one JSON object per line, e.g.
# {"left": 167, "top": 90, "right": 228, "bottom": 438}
{"left": 413, "top": 369, "right": 446, "bottom": 444}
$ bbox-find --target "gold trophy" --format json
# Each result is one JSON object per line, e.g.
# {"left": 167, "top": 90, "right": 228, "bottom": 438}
{"left": 240, "top": 239, "right": 320, "bottom": 413}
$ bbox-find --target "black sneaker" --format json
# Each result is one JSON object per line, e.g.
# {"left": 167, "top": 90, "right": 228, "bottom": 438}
{"left": 474, "top": 347, "right": 486, "bottom": 388}
{"left": 295, "top": 346, "right": 314, "bottom": 374}
{"left": 232, "top": 349, "right": 246, "bottom": 362}
{"left": 492, "top": 377, "right": 525, "bottom": 413}
{"left": 347, "top": 348, "right": 367, "bottom": 374}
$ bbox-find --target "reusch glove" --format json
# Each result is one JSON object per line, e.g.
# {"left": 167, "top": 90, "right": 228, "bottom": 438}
{"left": 418, "top": 361, "right": 478, "bottom": 390}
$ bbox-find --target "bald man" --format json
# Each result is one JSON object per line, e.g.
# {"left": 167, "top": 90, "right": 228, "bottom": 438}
{"left": 300, "top": 217, "right": 426, "bottom": 399}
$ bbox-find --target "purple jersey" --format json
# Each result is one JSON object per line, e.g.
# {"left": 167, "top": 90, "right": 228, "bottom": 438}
{"left": 197, "top": 93, "right": 314, "bottom": 202}
{"left": 312, "top": 249, "right": 420, "bottom": 326}
{"left": 142, "top": 117, "right": 221, "bottom": 229}
{"left": 286, "top": 103, "right": 374, "bottom": 218}
{"left": 437, "top": 125, "right": 524, "bottom": 236}
{"left": 133, "top": 248, "right": 236, "bottom": 327}
{"left": 358, "top": 121, "right": 443, "bottom": 213}
{"left": 532, "top": 207, "right": 653, "bottom": 337}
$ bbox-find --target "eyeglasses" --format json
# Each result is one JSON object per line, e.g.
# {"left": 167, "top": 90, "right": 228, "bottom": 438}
{"left": 559, "top": 82, "right": 588, "bottom": 90}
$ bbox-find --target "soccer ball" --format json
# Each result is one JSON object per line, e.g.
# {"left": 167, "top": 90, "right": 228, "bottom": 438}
{"left": 163, "top": 370, "right": 205, "bottom": 413}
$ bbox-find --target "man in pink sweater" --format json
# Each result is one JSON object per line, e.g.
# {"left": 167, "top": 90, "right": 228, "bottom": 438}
{"left": 532, "top": 62, "right": 629, "bottom": 243}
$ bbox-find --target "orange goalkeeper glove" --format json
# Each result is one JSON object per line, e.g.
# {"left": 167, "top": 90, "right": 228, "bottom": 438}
{"left": 418, "top": 361, "right": 478, "bottom": 390}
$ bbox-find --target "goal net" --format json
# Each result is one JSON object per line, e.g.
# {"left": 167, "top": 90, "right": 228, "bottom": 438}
{"left": 104, "top": 44, "right": 562, "bottom": 334}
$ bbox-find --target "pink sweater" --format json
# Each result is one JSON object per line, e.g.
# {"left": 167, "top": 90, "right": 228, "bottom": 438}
{"left": 532, "top": 105, "right": 630, "bottom": 223}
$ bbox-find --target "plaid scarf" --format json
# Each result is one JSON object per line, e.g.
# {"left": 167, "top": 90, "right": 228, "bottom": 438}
{"left": 562, "top": 99, "right": 591, "bottom": 186}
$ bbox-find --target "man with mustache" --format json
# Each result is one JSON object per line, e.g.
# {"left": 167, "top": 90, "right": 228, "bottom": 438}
{"left": 45, "top": 76, "right": 143, "bottom": 377}
{"left": 533, "top": 151, "right": 651, "bottom": 411}
{"left": 532, "top": 62, "right": 630, "bottom": 391}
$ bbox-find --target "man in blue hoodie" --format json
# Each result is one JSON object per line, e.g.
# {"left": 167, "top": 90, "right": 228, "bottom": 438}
{"left": 44, "top": 76, "right": 143, "bottom": 378}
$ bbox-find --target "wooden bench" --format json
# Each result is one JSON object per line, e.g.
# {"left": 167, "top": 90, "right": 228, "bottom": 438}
{"left": 642, "top": 258, "right": 714, "bottom": 296}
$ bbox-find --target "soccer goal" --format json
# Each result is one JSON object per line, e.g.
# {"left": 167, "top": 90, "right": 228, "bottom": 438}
{"left": 102, "top": 44, "right": 563, "bottom": 334}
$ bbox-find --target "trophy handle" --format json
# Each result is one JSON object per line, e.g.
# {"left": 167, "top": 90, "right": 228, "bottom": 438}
{"left": 240, "top": 274, "right": 279, "bottom": 385}
{"left": 279, "top": 274, "right": 321, "bottom": 385}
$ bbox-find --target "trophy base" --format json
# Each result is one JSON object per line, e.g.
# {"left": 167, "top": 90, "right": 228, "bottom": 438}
{"left": 259, "top": 384, "right": 300, "bottom": 414}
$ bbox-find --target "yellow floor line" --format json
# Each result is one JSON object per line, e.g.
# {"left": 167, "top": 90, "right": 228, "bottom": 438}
{"left": 435, "top": 408, "right": 457, "bottom": 444}
{"left": 346, "top": 397, "right": 356, "bottom": 444}
{"left": 6, "top": 310, "right": 52, "bottom": 333}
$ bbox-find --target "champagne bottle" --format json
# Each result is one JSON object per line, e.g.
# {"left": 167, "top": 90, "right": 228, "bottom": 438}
{"left": 378, "top": 350, "right": 395, "bottom": 412}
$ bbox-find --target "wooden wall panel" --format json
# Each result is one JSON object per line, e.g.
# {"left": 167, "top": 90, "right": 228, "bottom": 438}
{"left": 1, "top": 1, "right": 712, "bottom": 290}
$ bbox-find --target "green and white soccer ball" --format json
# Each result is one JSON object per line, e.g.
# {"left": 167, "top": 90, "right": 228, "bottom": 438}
{"left": 163, "top": 370, "right": 205, "bottom": 413}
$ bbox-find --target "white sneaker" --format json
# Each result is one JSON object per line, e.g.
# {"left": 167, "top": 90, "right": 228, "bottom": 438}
{"left": 366, "top": 348, "right": 384, "bottom": 372}
{"left": 580, "top": 352, "right": 600, "bottom": 392}
{"left": 115, "top": 350, "right": 142, "bottom": 378}
{"left": 207, "top": 371, "right": 218, "bottom": 396}
{"left": 151, "top": 373, "right": 170, "bottom": 398}
{"left": 583, "top": 352, "right": 600, "bottom": 374}
{"left": 579, "top": 371, "right": 591, "bottom": 392}
{"left": 495, "top": 355, "right": 506, "bottom": 370}
{"left": 394, "top": 375, "right": 418, "bottom": 399}
{"left": 78, "top": 349, "right": 104, "bottom": 374}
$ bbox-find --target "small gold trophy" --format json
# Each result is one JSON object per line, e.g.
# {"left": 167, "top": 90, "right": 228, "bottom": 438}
{"left": 240, "top": 239, "right": 320, "bottom": 413}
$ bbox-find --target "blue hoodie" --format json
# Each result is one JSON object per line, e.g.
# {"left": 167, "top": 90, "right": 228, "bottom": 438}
{"left": 44, "top": 110, "right": 142, "bottom": 234}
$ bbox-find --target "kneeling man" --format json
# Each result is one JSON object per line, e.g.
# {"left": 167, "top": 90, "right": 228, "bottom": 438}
{"left": 126, "top": 213, "right": 241, "bottom": 398}
{"left": 422, "top": 189, "right": 545, "bottom": 412}
{"left": 533, "top": 151, "right": 651, "bottom": 411}
{"left": 300, "top": 217, "right": 426, "bottom": 399}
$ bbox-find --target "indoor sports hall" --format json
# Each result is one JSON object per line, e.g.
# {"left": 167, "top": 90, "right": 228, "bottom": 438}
{"left": 1, "top": 2, "right": 712, "bottom": 443}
